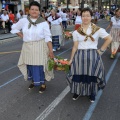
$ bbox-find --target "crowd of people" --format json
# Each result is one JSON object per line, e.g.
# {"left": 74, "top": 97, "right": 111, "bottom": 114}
{"left": 2, "top": 1, "right": 120, "bottom": 102}
{"left": 0, "top": 9, "right": 23, "bottom": 33}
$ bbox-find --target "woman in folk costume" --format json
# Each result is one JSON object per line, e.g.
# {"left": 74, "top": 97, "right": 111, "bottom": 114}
{"left": 74, "top": 8, "right": 82, "bottom": 30}
{"left": 67, "top": 8, "right": 112, "bottom": 102}
{"left": 47, "top": 9, "right": 64, "bottom": 51}
{"left": 106, "top": 8, "right": 120, "bottom": 59}
{"left": 10, "top": 1, "right": 54, "bottom": 93}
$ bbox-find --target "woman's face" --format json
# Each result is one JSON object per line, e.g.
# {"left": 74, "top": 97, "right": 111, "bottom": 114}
{"left": 81, "top": 11, "right": 92, "bottom": 25}
{"left": 51, "top": 10, "right": 55, "bottom": 16}
{"left": 29, "top": 5, "right": 40, "bottom": 18}
{"left": 77, "top": 9, "right": 81, "bottom": 16}
{"left": 116, "top": 10, "right": 120, "bottom": 17}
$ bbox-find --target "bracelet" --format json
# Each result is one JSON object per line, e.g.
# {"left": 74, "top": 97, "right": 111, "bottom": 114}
{"left": 99, "top": 49, "right": 105, "bottom": 52}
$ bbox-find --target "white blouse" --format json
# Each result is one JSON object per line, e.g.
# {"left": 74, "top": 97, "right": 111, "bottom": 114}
{"left": 72, "top": 24, "right": 109, "bottom": 49}
{"left": 11, "top": 18, "right": 52, "bottom": 42}
{"left": 61, "top": 13, "right": 67, "bottom": 21}
{"left": 111, "top": 16, "right": 120, "bottom": 28}
{"left": 75, "top": 16, "right": 82, "bottom": 24}
{"left": 47, "top": 16, "right": 62, "bottom": 25}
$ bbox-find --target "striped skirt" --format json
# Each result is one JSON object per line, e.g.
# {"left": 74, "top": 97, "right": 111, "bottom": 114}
{"left": 51, "top": 25, "right": 65, "bottom": 47}
{"left": 110, "top": 28, "right": 120, "bottom": 42}
{"left": 52, "top": 36, "right": 60, "bottom": 50}
{"left": 66, "top": 49, "right": 106, "bottom": 96}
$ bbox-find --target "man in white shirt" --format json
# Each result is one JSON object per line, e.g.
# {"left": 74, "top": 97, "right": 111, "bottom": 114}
{"left": 16, "top": 10, "right": 23, "bottom": 21}
{"left": 1, "top": 10, "right": 11, "bottom": 33}
{"left": 61, "top": 10, "right": 68, "bottom": 30}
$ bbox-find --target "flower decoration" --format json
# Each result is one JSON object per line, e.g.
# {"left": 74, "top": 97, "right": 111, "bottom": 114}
{"left": 64, "top": 30, "right": 73, "bottom": 39}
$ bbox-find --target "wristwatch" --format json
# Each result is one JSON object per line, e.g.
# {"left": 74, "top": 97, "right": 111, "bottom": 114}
{"left": 99, "top": 49, "right": 105, "bottom": 53}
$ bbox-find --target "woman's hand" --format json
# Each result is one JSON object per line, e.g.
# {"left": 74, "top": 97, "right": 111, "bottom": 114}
{"left": 49, "top": 51, "right": 54, "bottom": 58}
{"left": 68, "top": 59, "right": 72, "bottom": 65}
{"left": 17, "top": 32, "right": 23, "bottom": 38}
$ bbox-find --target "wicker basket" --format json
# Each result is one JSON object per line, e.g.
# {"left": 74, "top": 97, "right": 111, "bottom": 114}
{"left": 54, "top": 65, "right": 65, "bottom": 71}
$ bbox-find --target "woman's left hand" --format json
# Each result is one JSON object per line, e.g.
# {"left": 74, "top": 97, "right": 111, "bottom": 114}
{"left": 49, "top": 51, "right": 54, "bottom": 58}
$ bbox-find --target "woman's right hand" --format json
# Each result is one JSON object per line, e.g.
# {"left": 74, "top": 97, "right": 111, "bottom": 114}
{"left": 68, "top": 59, "right": 72, "bottom": 65}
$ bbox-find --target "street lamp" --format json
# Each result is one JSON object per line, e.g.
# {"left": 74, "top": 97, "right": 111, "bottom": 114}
{"left": 67, "top": 0, "right": 70, "bottom": 9}
{"left": 81, "top": 0, "right": 85, "bottom": 9}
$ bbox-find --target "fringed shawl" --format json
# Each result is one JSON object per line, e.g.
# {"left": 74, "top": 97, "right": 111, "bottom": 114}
{"left": 77, "top": 23, "right": 100, "bottom": 41}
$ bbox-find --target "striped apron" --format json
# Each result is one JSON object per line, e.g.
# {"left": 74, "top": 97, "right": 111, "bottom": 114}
{"left": 18, "top": 39, "right": 54, "bottom": 81}
{"left": 67, "top": 49, "right": 106, "bottom": 96}
{"left": 51, "top": 24, "right": 64, "bottom": 48}
{"left": 110, "top": 28, "right": 120, "bottom": 42}
{"left": 110, "top": 27, "right": 120, "bottom": 54}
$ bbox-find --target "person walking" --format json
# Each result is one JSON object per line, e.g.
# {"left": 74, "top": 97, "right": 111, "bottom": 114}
{"left": 11, "top": 1, "right": 54, "bottom": 93}
{"left": 67, "top": 8, "right": 112, "bottom": 102}
{"left": 47, "top": 9, "right": 64, "bottom": 51}
{"left": 106, "top": 8, "right": 120, "bottom": 59}
{"left": 74, "top": 8, "right": 82, "bottom": 30}
{"left": 61, "top": 9, "right": 68, "bottom": 30}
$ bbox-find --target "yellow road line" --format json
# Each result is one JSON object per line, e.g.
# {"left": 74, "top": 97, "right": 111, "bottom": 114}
{"left": 0, "top": 51, "right": 21, "bottom": 55}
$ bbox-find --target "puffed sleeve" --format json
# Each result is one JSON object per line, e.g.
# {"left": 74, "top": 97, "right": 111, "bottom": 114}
{"left": 111, "top": 17, "right": 114, "bottom": 22}
{"left": 72, "top": 31, "right": 78, "bottom": 41}
{"left": 58, "top": 17, "right": 62, "bottom": 23}
{"left": 43, "top": 22, "right": 52, "bottom": 42}
{"left": 10, "top": 18, "right": 25, "bottom": 34}
{"left": 98, "top": 28, "right": 109, "bottom": 39}
{"left": 47, "top": 16, "right": 51, "bottom": 22}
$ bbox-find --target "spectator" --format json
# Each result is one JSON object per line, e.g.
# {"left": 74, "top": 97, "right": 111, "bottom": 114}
{"left": 16, "top": 10, "right": 23, "bottom": 21}
{"left": 9, "top": 10, "right": 15, "bottom": 23}
{"left": 1, "top": 10, "right": 11, "bottom": 33}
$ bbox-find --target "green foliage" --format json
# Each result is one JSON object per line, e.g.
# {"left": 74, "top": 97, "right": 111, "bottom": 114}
{"left": 48, "top": 59, "right": 55, "bottom": 71}
{"left": 48, "top": 56, "right": 70, "bottom": 73}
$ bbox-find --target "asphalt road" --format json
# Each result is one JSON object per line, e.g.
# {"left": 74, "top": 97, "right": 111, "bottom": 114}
{"left": 0, "top": 20, "right": 120, "bottom": 120}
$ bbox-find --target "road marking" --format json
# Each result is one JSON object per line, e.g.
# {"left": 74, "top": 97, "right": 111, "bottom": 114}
{"left": 0, "top": 75, "right": 22, "bottom": 89}
{"left": 0, "top": 47, "right": 72, "bottom": 89}
{"left": 83, "top": 53, "right": 120, "bottom": 120}
{"left": 35, "top": 53, "right": 120, "bottom": 120}
{"left": 0, "top": 65, "right": 16, "bottom": 75}
{"left": 35, "top": 86, "right": 70, "bottom": 120}
{"left": 0, "top": 41, "right": 72, "bottom": 75}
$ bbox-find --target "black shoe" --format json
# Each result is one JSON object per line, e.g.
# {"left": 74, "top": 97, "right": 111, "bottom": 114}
{"left": 4, "top": 30, "right": 7, "bottom": 34}
{"left": 39, "top": 84, "right": 46, "bottom": 93}
{"left": 28, "top": 83, "right": 34, "bottom": 90}
{"left": 72, "top": 93, "right": 80, "bottom": 100}
{"left": 89, "top": 95, "right": 95, "bottom": 103}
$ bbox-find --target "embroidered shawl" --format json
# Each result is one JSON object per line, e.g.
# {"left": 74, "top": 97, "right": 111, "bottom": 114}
{"left": 77, "top": 23, "right": 100, "bottom": 41}
{"left": 27, "top": 16, "right": 45, "bottom": 29}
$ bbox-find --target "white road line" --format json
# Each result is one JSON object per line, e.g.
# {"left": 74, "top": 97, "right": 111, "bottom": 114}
{"left": 0, "top": 65, "right": 16, "bottom": 75}
{"left": 35, "top": 53, "right": 120, "bottom": 120}
{"left": 82, "top": 53, "right": 120, "bottom": 120}
{"left": 0, "top": 75, "right": 22, "bottom": 89}
{"left": 35, "top": 86, "right": 70, "bottom": 120}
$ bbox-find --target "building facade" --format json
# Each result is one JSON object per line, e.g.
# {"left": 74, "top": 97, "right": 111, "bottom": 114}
{"left": 0, "top": 0, "right": 21, "bottom": 13}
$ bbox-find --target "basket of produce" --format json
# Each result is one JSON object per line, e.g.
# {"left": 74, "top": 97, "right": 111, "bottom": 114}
{"left": 48, "top": 56, "right": 70, "bottom": 72}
